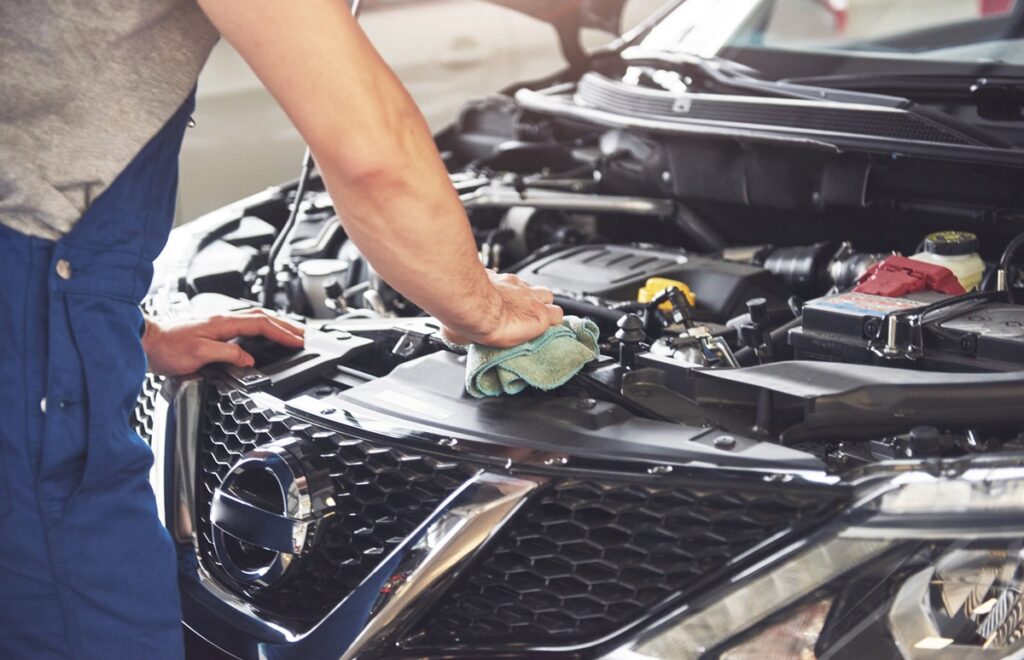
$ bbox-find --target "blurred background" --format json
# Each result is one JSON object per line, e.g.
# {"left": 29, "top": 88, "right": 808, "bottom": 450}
{"left": 175, "top": 0, "right": 665, "bottom": 224}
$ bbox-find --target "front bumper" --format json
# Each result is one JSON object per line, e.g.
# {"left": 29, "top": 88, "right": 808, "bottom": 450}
{"left": 141, "top": 367, "right": 848, "bottom": 659}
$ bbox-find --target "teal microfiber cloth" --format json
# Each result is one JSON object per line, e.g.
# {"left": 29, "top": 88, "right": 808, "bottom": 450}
{"left": 451, "top": 315, "right": 600, "bottom": 398}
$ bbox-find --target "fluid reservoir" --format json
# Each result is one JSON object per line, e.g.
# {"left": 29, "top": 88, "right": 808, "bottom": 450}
{"left": 910, "top": 231, "right": 985, "bottom": 291}
{"left": 298, "top": 259, "right": 349, "bottom": 318}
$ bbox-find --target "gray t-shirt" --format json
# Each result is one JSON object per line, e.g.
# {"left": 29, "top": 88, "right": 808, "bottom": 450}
{"left": 0, "top": 1, "right": 219, "bottom": 240}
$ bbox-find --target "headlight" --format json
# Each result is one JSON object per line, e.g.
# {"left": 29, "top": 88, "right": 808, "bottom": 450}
{"left": 609, "top": 460, "right": 1024, "bottom": 659}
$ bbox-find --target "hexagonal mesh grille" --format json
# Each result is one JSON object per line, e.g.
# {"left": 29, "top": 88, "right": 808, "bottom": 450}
{"left": 181, "top": 380, "right": 843, "bottom": 647}
{"left": 196, "top": 381, "right": 478, "bottom": 622}
{"left": 415, "top": 478, "right": 840, "bottom": 646}
{"left": 130, "top": 373, "right": 165, "bottom": 446}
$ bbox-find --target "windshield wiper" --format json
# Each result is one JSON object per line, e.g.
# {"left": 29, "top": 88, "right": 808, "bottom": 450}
{"left": 783, "top": 72, "right": 1024, "bottom": 122}
{"left": 620, "top": 46, "right": 910, "bottom": 108}
{"left": 619, "top": 47, "right": 1008, "bottom": 147}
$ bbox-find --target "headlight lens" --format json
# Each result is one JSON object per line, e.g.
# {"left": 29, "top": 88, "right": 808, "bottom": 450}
{"left": 886, "top": 540, "right": 1024, "bottom": 655}
{"left": 720, "top": 598, "right": 832, "bottom": 660}
{"left": 612, "top": 462, "right": 1024, "bottom": 659}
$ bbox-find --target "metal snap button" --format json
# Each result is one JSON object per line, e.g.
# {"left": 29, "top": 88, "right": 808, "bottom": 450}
{"left": 55, "top": 259, "right": 72, "bottom": 280}
{"left": 40, "top": 398, "right": 47, "bottom": 414}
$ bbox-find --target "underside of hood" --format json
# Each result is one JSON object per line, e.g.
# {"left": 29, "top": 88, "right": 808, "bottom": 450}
{"left": 483, "top": 0, "right": 627, "bottom": 35}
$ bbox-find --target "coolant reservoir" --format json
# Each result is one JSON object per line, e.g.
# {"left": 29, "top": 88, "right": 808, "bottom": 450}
{"left": 910, "top": 231, "right": 985, "bottom": 291}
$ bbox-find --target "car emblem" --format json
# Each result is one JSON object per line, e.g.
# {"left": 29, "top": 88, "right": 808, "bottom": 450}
{"left": 210, "top": 438, "right": 334, "bottom": 587}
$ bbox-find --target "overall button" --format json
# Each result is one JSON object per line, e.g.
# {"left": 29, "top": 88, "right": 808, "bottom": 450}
{"left": 55, "top": 259, "right": 72, "bottom": 280}
{"left": 40, "top": 398, "right": 47, "bottom": 414}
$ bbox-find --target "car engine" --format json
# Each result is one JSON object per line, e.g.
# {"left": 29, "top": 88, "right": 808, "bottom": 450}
{"left": 155, "top": 99, "right": 1024, "bottom": 477}
{"left": 143, "top": 82, "right": 1024, "bottom": 659}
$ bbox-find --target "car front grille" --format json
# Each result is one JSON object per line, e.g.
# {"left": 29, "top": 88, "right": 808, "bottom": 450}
{"left": 197, "top": 380, "right": 479, "bottom": 623}
{"left": 131, "top": 373, "right": 165, "bottom": 446}
{"left": 413, "top": 477, "right": 841, "bottom": 647}
{"left": 148, "top": 379, "right": 846, "bottom": 651}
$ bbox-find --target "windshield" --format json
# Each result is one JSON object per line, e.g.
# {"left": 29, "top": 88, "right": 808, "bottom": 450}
{"left": 640, "top": 0, "right": 1024, "bottom": 67}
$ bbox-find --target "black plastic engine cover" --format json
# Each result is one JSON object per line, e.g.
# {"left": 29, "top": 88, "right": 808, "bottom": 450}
{"left": 516, "top": 244, "right": 790, "bottom": 321}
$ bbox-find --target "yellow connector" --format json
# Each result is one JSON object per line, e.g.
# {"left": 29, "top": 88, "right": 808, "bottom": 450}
{"left": 637, "top": 277, "right": 696, "bottom": 311}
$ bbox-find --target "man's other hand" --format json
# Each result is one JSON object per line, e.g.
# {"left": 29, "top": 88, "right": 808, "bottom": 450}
{"left": 142, "top": 309, "right": 305, "bottom": 377}
{"left": 442, "top": 271, "right": 563, "bottom": 348}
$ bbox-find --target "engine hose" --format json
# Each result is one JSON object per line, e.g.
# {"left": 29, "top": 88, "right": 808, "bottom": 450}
{"left": 263, "top": 149, "right": 314, "bottom": 308}
{"left": 554, "top": 295, "right": 627, "bottom": 331}
{"left": 670, "top": 204, "right": 727, "bottom": 252}
{"left": 999, "top": 231, "right": 1024, "bottom": 301}
{"left": 733, "top": 317, "right": 802, "bottom": 367}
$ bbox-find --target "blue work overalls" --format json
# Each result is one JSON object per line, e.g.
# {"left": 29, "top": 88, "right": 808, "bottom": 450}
{"left": 0, "top": 96, "right": 194, "bottom": 658}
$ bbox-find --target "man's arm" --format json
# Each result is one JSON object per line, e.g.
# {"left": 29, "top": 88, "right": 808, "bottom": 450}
{"left": 196, "top": 0, "right": 562, "bottom": 347}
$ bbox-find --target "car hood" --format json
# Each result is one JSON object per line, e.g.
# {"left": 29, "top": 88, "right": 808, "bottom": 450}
{"left": 483, "top": 0, "right": 627, "bottom": 35}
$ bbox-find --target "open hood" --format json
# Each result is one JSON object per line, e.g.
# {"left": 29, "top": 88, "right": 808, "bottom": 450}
{"left": 483, "top": 0, "right": 627, "bottom": 35}
{"left": 482, "top": 0, "right": 629, "bottom": 70}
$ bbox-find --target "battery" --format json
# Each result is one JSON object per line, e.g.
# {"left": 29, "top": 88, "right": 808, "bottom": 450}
{"left": 790, "top": 291, "right": 1024, "bottom": 371}
{"left": 789, "top": 291, "right": 935, "bottom": 365}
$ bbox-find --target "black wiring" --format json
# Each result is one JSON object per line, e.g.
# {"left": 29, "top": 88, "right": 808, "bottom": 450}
{"left": 262, "top": 149, "right": 315, "bottom": 308}
{"left": 999, "top": 231, "right": 1024, "bottom": 303}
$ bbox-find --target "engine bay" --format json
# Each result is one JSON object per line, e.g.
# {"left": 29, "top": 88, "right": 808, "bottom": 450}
{"left": 160, "top": 92, "right": 1024, "bottom": 476}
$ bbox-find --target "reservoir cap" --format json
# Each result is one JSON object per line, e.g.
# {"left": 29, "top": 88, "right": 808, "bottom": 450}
{"left": 924, "top": 231, "right": 979, "bottom": 256}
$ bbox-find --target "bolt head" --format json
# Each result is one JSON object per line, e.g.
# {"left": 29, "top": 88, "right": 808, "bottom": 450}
{"left": 713, "top": 435, "right": 736, "bottom": 449}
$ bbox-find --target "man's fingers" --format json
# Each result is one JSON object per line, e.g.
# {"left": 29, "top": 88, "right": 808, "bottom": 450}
{"left": 238, "top": 308, "right": 306, "bottom": 335}
{"left": 531, "top": 286, "right": 554, "bottom": 305}
{"left": 197, "top": 340, "right": 255, "bottom": 368}
{"left": 259, "top": 314, "right": 307, "bottom": 342}
{"left": 546, "top": 304, "right": 564, "bottom": 326}
{"left": 206, "top": 315, "right": 305, "bottom": 347}
{"left": 440, "top": 326, "right": 469, "bottom": 347}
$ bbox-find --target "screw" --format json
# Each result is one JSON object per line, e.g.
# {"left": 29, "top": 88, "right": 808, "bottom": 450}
{"left": 713, "top": 435, "right": 736, "bottom": 449}
{"left": 577, "top": 398, "right": 597, "bottom": 410}
{"left": 959, "top": 334, "right": 978, "bottom": 354}
{"left": 883, "top": 315, "right": 900, "bottom": 356}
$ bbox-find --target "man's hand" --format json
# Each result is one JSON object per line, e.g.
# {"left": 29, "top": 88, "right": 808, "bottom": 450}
{"left": 141, "top": 309, "right": 305, "bottom": 377}
{"left": 442, "top": 271, "right": 563, "bottom": 347}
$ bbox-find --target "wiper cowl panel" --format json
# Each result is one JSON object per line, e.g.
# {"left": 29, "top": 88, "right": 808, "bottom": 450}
{"left": 620, "top": 46, "right": 911, "bottom": 108}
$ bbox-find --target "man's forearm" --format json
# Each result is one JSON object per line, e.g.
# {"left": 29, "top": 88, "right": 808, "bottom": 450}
{"left": 313, "top": 126, "right": 502, "bottom": 339}
{"left": 199, "top": 0, "right": 499, "bottom": 337}
{"left": 199, "top": 0, "right": 562, "bottom": 347}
